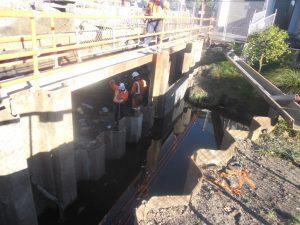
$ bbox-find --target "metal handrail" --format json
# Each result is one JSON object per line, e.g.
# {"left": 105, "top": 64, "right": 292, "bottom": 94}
{"left": 0, "top": 9, "right": 214, "bottom": 20}
{"left": 0, "top": 10, "right": 214, "bottom": 88}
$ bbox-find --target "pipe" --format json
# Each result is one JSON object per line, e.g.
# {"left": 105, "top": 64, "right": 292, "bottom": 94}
{"left": 272, "top": 94, "right": 300, "bottom": 104}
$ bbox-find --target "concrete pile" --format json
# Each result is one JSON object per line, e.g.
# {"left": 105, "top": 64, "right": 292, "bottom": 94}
{"left": 97, "top": 129, "right": 126, "bottom": 160}
{"left": 75, "top": 139, "right": 105, "bottom": 182}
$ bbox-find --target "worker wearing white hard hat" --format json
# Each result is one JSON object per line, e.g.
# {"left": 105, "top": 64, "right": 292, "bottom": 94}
{"left": 109, "top": 79, "right": 129, "bottom": 126}
{"left": 131, "top": 71, "right": 147, "bottom": 112}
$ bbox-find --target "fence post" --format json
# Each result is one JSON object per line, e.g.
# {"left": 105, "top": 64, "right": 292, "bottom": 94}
{"left": 30, "top": 15, "right": 39, "bottom": 78}
{"left": 51, "top": 17, "right": 59, "bottom": 68}
{"left": 273, "top": 9, "right": 277, "bottom": 24}
{"left": 160, "top": 17, "right": 165, "bottom": 50}
{"left": 137, "top": 12, "right": 140, "bottom": 45}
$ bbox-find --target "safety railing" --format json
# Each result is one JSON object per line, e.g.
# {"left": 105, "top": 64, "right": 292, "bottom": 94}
{"left": 0, "top": 10, "right": 214, "bottom": 88}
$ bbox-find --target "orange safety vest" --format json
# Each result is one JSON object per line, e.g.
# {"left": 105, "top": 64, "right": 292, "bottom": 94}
{"left": 111, "top": 83, "right": 129, "bottom": 103}
{"left": 147, "top": 0, "right": 169, "bottom": 17}
{"left": 131, "top": 79, "right": 147, "bottom": 95}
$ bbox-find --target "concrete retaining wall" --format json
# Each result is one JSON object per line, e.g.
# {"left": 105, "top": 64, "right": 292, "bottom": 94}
{"left": 0, "top": 87, "right": 77, "bottom": 224}
{"left": 98, "top": 128, "right": 126, "bottom": 160}
{"left": 119, "top": 115, "right": 143, "bottom": 143}
{"left": 75, "top": 142, "right": 105, "bottom": 182}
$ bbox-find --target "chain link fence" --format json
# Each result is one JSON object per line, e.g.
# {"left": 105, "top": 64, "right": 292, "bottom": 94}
{"left": 205, "top": 0, "right": 268, "bottom": 42}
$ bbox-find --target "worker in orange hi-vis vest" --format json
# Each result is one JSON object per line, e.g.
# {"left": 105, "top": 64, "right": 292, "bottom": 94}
{"left": 109, "top": 79, "right": 129, "bottom": 125}
{"left": 131, "top": 71, "right": 147, "bottom": 112}
{"left": 141, "top": 0, "right": 170, "bottom": 48}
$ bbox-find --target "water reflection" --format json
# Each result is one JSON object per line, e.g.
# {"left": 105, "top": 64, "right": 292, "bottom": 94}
{"left": 146, "top": 140, "right": 161, "bottom": 174}
{"left": 102, "top": 104, "right": 249, "bottom": 224}
{"left": 174, "top": 107, "right": 192, "bottom": 135}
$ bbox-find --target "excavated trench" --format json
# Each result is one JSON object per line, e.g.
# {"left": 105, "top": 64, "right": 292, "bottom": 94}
{"left": 37, "top": 67, "right": 250, "bottom": 225}
{"left": 37, "top": 52, "right": 251, "bottom": 225}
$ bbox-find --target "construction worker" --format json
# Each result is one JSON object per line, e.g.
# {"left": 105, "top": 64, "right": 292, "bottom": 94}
{"left": 141, "top": 0, "right": 170, "bottom": 48}
{"left": 109, "top": 79, "right": 129, "bottom": 125}
{"left": 131, "top": 71, "right": 147, "bottom": 111}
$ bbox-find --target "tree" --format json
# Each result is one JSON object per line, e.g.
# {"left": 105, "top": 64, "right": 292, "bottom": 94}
{"left": 243, "top": 26, "right": 290, "bottom": 72}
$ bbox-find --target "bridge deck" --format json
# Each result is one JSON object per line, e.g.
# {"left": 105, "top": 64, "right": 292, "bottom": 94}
{"left": 226, "top": 52, "right": 300, "bottom": 130}
{"left": 0, "top": 37, "right": 189, "bottom": 99}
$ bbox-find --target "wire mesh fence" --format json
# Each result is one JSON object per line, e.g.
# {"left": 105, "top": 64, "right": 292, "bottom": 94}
{"left": 205, "top": 0, "right": 269, "bottom": 42}
{"left": 248, "top": 11, "right": 277, "bottom": 35}
{"left": 0, "top": 4, "right": 212, "bottom": 81}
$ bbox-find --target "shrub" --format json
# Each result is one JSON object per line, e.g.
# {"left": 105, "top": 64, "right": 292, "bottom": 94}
{"left": 243, "top": 26, "right": 290, "bottom": 72}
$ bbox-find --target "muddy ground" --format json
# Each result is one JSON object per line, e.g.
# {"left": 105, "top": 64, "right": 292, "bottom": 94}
{"left": 142, "top": 139, "right": 300, "bottom": 225}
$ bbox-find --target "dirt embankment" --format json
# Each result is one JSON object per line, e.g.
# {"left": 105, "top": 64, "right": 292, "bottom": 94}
{"left": 137, "top": 139, "right": 300, "bottom": 225}
{"left": 186, "top": 48, "right": 269, "bottom": 125}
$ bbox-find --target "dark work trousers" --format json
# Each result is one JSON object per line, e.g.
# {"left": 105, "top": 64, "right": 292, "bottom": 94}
{"left": 144, "top": 19, "right": 162, "bottom": 46}
{"left": 113, "top": 102, "right": 125, "bottom": 125}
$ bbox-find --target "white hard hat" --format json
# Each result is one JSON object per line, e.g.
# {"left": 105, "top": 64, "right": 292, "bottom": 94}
{"left": 132, "top": 71, "right": 140, "bottom": 78}
{"left": 119, "top": 83, "right": 126, "bottom": 91}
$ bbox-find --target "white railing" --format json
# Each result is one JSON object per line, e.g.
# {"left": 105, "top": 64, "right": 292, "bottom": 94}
{"left": 248, "top": 10, "right": 277, "bottom": 35}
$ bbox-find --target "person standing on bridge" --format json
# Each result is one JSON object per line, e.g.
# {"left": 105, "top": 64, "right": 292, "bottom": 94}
{"left": 140, "top": 0, "right": 170, "bottom": 48}
{"left": 109, "top": 80, "right": 129, "bottom": 126}
{"left": 131, "top": 71, "right": 148, "bottom": 113}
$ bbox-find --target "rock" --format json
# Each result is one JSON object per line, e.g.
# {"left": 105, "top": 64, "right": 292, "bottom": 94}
{"left": 77, "top": 107, "right": 84, "bottom": 115}
{"left": 101, "top": 107, "right": 109, "bottom": 113}
{"left": 81, "top": 102, "right": 94, "bottom": 110}
{"left": 248, "top": 116, "right": 275, "bottom": 142}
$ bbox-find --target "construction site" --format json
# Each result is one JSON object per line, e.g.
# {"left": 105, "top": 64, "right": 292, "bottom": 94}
{"left": 0, "top": 0, "right": 299, "bottom": 225}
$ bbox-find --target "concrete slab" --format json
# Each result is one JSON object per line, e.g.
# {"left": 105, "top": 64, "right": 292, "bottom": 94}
{"left": 135, "top": 195, "right": 190, "bottom": 225}
{"left": 248, "top": 116, "right": 275, "bottom": 141}
{"left": 228, "top": 129, "right": 249, "bottom": 140}
{"left": 191, "top": 144, "right": 236, "bottom": 168}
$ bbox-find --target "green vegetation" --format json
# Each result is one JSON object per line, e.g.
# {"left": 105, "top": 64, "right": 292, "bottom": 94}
{"left": 262, "top": 64, "right": 300, "bottom": 94}
{"left": 240, "top": 26, "right": 299, "bottom": 94}
{"left": 266, "top": 210, "right": 277, "bottom": 220}
{"left": 258, "top": 118, "right": 300, "bottom": 164}
{"left": 189, "top": 87, "right": 208, "bottom": 101}
{"left": 290, "top": 214, "right": 300, "bottom": 225}
{"left": 243, "top": 26, "right": 290, "bottom": 72}
{"left": 210, "top": 61, "right": 239, "bottom": 78}
{"left": 188, "top": 61, "right": 268, "bottom": 119}
{"left": 208, "top": 61, "right": 257, "bottom": 101}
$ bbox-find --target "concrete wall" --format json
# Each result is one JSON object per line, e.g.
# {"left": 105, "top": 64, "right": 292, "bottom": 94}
{"left": 0, "top": 109, "right": 37, "bottom": 225}
{"left": 0, "top": 87, "right": 77, "bottom": 224}
{"left": 98, "top": 128, "right": 126, "bottom": 160}
{"left": 119, "top": 115, "right": 143, "bottom": 143}
{"left": 75, "top": 142, "right": 105, "bottom": 182}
